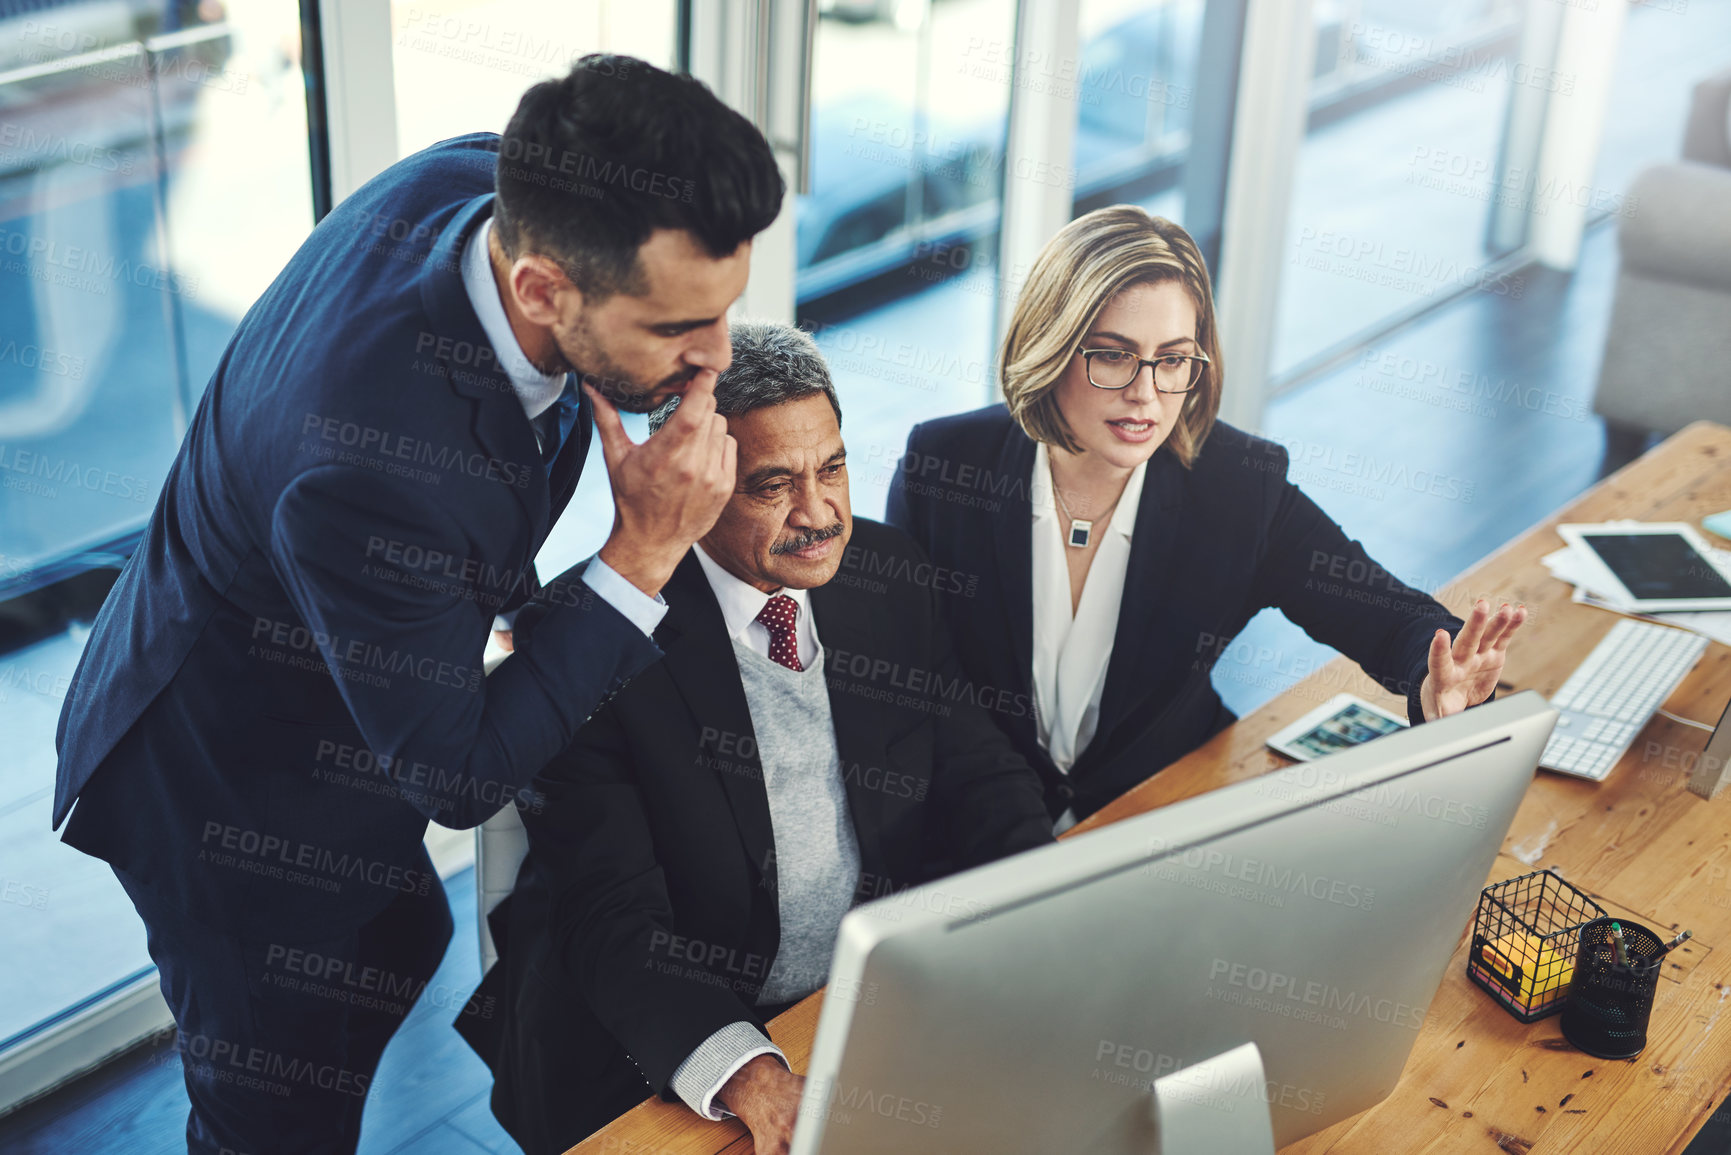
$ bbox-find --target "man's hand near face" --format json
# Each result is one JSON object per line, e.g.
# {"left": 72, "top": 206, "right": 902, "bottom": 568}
{"left": 589, "top": 369, "right": 737, "bottom": 598}
{"left": 717, "top": 1054, "right": 804, "bottom": 1154}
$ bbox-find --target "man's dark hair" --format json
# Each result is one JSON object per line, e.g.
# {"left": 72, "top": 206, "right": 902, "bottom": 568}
{"left": 494, "top": 54, "right": 784, "bottom": 300}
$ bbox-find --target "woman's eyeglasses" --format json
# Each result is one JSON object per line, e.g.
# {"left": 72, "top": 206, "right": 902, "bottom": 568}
{"left": 1075, "top": 346, "right": 1210, "bottom": 393}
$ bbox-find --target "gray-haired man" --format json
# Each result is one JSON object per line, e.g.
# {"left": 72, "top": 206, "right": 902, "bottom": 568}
{"left": 459, "top": 321, "right": 1055, "bottom": 1154}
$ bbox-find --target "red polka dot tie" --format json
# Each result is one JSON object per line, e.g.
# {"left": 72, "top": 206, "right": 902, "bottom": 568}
{"left": 755, "top": 594, "right": 803, "bottom": 672}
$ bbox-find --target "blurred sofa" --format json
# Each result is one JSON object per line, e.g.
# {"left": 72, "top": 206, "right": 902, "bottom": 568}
{"left": 1593, "top": 65, "right": 1731, "bottom": 454}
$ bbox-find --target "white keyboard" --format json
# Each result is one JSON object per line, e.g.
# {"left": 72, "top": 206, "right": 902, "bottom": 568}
{"left": 1540, "top": 619, "right": 1708, "bottom": 780}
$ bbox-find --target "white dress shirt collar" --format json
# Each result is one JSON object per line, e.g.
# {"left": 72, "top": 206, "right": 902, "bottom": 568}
{"left": 461, "top": 212, "right": 668, "bottom": 639}
{"left": 458, "top": 214, "right": 568, "bottom": 421}
{"left": 693, "top": 544, "right": 821, "bottom": 669}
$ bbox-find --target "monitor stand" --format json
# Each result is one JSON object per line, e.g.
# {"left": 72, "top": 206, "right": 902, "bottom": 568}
{"left": 1146, "top": 1041, "right": 1278, "bottom": 1155}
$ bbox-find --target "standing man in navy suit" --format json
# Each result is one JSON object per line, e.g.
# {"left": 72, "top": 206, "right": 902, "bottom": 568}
{"left": 51, "top": 55, "right": 784, "bottom": 1154}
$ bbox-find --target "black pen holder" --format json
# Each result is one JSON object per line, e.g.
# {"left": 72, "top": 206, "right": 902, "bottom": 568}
{"left": 1560, "top": 918, "right": 1663, "bottom": 1060}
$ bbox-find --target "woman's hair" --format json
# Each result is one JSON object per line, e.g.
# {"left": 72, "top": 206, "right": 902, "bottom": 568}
{"left": 999, "top": 205, "right": 1223, "bottom": 467}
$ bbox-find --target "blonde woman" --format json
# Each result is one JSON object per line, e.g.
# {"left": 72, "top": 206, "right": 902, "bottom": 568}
{"left": 887, "top": 206, "right": 1525, "bottom": 831}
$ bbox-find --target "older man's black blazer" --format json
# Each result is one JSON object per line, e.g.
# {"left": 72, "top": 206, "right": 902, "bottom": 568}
{"left": 886, "top": 405, "right": 1473, "bottom": 822}
{"left": 457, "top": 518, "right": 1055, "bottom": 1153}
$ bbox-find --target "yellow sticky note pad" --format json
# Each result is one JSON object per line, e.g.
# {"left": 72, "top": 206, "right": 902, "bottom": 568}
{"left": 1479, "top": 932, "right": 1574, "bottom": 1001}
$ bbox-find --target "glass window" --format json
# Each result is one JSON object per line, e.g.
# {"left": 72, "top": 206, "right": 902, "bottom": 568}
{"left": 0, "top": 0, "right": 313, "bottom": 1053}
{"left": 391, "top": 0, "right": 679, "bottom": 159}
{"left": 1592, "top": 0, "right": 1731, "bottom": 201}
{"left": 799, "top": 0, "right": 1018, "bottom": 520}
{"left": 1271, "top": 0, "right": 1526, "bottom": 381}
{"left": 1072, "top": 0, "right": 1207, "bottom": 225}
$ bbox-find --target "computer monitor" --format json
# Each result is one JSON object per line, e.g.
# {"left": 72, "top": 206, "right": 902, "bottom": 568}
{"left": 790, "top": 691, "right": 1557, "bottom": 1155}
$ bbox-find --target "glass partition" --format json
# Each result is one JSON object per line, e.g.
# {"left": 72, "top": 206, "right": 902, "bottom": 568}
{"left": 798, "top": 0, "right": 1018, "bottom": 520}
{"left": 1072, "top": 0, "right": 1206, "bottom": 224}
{"left": 1271, "top": 0, "right": 1527, "bottom": 381}
{"left": 0, "top": 0, "right": 312, "bottom": 1058}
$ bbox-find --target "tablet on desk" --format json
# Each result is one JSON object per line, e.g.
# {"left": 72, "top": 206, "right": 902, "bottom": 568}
{"left": 1557, "top": 522, "right": 1731, "bottom": 611}
{"left": 1265, "top": 693, "right": 1409, "bottom": 761}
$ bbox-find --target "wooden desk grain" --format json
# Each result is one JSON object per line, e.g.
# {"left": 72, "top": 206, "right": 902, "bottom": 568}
{"left": 573, "top": 420, "right": 1731, "bottom": 1155}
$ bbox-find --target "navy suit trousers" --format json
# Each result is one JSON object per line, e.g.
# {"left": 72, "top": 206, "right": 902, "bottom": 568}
{"left": 117, "top": 853, "right": 452, "bottom": 1155}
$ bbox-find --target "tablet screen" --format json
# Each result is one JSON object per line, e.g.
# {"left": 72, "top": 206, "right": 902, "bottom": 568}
{"left": 1580, "top": 533, "right": 1731, "bottom": 600}
{"left": 1287, "top": 702, "right": 1406, "bottom": 760}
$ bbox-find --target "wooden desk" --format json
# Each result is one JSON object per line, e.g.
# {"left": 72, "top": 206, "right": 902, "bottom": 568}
{"left": 573, "top": 420, "right": 1731, "bottom": 1155}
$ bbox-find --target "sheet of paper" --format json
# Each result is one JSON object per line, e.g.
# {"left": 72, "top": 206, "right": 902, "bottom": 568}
{"left": 1542, "top": 544, "right": 1731, "bottom": 646}
{"left": 1568, "top": 587, "right": 1731, "bottom": 647}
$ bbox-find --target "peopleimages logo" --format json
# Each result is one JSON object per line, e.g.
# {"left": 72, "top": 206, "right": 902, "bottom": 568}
{"left": 1091, "top": 1039, "right": 1327, "bottom": 1114}
{"left": 299, "top": 410, "right": 532, "bottom": 489}
{"left": 838, "top": 543, "right": 980, "bottom": 598}
{"left": 249, "top": 615, "right": 482, "bottom": 693}
{"left": 1262, "top": 762, "right": 1490, "bottom": 830}
{"left": 0, "top": 225, "right": 197, "bottom": 296}
{"left": 495, "top": 137, "right": 694, "bottom": 202}
{"left": 0, "top": 443, "right": 149, "bottom": 501}
{"left": 312, "top": 739, "right": 543, "bottom": 816}
{"left": 173, "top": 1033, "right": 368, "bottom": 1097}
{"left": 1206, "top": 958, "right": 1426, "bottom": 1030}
{"left": 824, "top": 647, "right": 1032, "bottom": 720}
{"left": 198, "top": 822, "right": 433, "bottom": 897}
{"left": 1147, "top": 845, "right": 1376, "bottom": 911}
{"left": 803, "top": 1076, "right": 944, "bottom": 1130}
{"left": 0, "top": 120, "right": 135, "bottom": 174}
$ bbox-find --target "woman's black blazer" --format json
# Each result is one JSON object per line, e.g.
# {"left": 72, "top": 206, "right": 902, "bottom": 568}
{"left": 885, "top": 404, "right": 1468, "bottom": 821}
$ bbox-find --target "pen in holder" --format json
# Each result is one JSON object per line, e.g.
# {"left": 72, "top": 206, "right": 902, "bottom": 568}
{"left": 1560, "top": 918, "right": 1664, "bottom": 1060}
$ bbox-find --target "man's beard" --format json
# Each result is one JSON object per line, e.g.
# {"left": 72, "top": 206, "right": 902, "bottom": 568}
{"left": 770, "top": 522, "right": 846, "bottom": 555}
{"left": 580, "top": 362, "right": 694, "bottom": 414}
{"left": 542, "top": 317, "right": 694, "bottom": 414}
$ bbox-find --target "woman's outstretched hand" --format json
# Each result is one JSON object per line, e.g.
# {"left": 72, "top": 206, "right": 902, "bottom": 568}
{"left": 1420, "top": 598, "right": 1528, "bottom": 722}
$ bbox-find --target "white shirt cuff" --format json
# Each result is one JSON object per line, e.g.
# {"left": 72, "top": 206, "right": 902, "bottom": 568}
{"left": 580, "top": 555, "right": 668, "bottom": 637}
{"left": 669, "top": 1021, "right": 787, "bottom": 1120}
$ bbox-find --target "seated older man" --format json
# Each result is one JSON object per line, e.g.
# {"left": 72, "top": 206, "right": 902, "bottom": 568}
{"left": 457, "top": 321, "right": 1056, "bottom": 1154}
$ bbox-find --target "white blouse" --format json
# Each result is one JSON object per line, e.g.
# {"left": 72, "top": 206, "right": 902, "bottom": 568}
{"left": 1029, "top": 442, "right": 1148, "bottom": 830}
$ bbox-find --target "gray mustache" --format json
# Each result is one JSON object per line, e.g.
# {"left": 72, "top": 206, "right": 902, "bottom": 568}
{"left": 770, "top": 523, "right": 845, "bottom": 555}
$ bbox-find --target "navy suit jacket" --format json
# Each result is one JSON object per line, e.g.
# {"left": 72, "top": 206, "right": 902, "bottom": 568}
{"left": 55, "top": 133, "right": 662, "bottom": 938}
{"left": 886, "top": 406, "right": 1470, "bottom": 821}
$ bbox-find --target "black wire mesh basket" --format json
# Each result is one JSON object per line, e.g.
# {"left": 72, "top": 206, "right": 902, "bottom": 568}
{"left": 1467, "top": 867, "right": 1607, "bottom": 1023}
